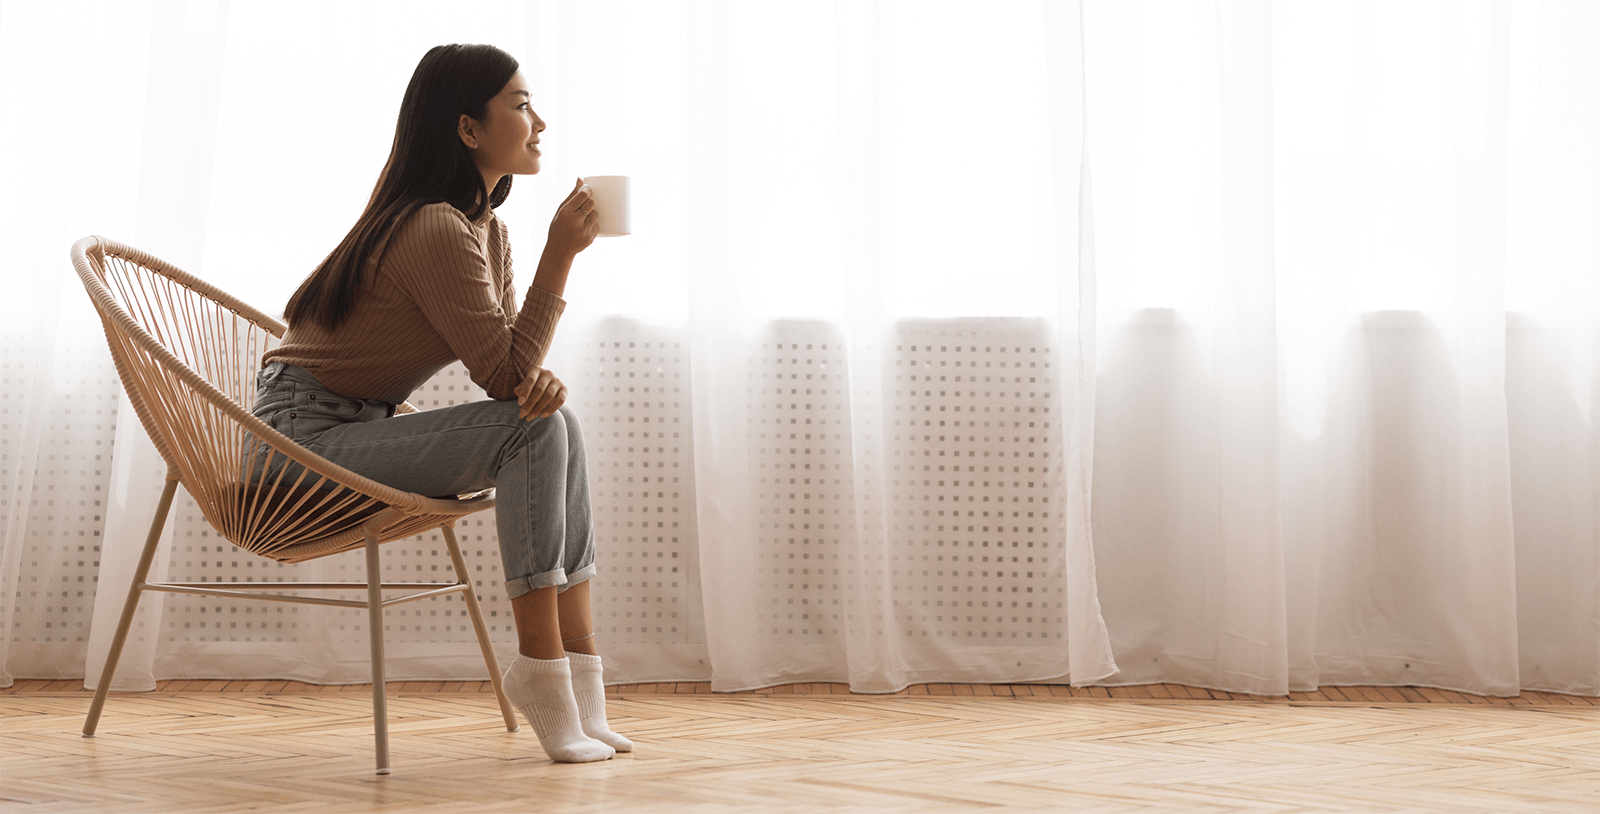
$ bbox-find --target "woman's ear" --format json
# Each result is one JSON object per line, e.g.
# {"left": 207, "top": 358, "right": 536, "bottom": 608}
{"left": 458, "top": 114, "right": 479, "bottom": 150}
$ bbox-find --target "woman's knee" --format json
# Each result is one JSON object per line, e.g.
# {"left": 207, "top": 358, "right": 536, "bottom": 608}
{"left": 555, "top": 405, "right": 585, "bottom": 445}
{"left": 555, "top": 404, "right": 580, "bottom": 426}
{"left": 512, "top": 401, "right": 570, "bottom": 453}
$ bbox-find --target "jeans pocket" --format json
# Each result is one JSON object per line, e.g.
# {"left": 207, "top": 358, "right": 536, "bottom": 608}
{"left": 288, "top": 390, "right": 364, "bottom": 439}
{"left": 306, "top": 391, "right": 365, "bottom": 418}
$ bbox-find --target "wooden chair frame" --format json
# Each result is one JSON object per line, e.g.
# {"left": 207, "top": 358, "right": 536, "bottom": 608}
{"left": 70, "top": 235, "right": 519, "bottom": 775}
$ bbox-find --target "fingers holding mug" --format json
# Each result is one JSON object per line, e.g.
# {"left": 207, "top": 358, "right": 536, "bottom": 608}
{"left": 550, "top": 180, "right": 598, "bottom": 254}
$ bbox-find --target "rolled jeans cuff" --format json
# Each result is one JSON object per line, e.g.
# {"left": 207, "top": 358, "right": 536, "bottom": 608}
{"left": 505, "top": 562, "right": 597, "bottom": 600}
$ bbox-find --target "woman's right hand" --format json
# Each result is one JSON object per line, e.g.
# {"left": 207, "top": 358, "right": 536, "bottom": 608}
{"left": 547, "top": 177, "right": 600, "bottom": 256}
{"left": 515, "top": 366, "right": 568, "bottom": 421}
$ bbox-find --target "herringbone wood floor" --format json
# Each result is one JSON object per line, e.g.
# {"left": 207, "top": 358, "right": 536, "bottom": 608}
{"left": 3, "top": 681, "right": 1596, "bottom": 813}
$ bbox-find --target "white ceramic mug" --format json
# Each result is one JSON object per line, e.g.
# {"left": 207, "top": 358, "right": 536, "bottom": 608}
{"left": 582, "top": 175, "right": 631, "bottom": 237}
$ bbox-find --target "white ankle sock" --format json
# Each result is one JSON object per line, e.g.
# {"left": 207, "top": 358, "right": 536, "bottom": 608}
{"left": 501, "top": 655, "right": 614, "bottom": 763}
{"left": 567, "top": 651, "right": 633, "bottom": 752}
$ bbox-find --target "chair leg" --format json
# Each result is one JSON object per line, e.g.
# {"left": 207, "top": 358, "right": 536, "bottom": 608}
{"left": 362, "top": 524, "right": 391, "bottom": 776}
{"left": 441, "top": 522, "right": 519, "bottom": 732}
{"left": 83, "top": 476, "right": 180, "bottom": 738}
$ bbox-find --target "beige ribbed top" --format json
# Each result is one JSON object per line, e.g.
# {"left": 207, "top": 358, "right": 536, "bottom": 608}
{"left": 264, "top": 202, "right": 566, "bottom": 405}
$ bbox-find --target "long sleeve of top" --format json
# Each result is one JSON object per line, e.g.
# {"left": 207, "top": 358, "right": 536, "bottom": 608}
{"left": 264, "top": 202, "right": 565, "bottom": 405}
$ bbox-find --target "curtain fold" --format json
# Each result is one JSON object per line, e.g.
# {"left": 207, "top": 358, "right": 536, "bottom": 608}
{"left": 2, "top": 0, "right": 1594, "bottom": 697}
{"left": 682, "top": 0, "right": 1112, "bottom": 692}
{"left": 1082, "top": 0, "right": 1595, "bottom": 696}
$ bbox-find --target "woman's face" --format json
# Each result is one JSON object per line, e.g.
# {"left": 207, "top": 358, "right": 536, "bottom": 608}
{"left": 460, "top": 69, "right": 544, "bottom": 182}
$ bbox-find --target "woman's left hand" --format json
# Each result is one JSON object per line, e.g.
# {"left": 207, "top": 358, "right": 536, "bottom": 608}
{"left": 515, "top": 366, "right": 568, "bottom": 421}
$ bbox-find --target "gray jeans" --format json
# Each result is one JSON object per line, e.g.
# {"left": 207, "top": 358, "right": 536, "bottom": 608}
{"left": 249, "top": 361, "right": 595, "bottom": 599}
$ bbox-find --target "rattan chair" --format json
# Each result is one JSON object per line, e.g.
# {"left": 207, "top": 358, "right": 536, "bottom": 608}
{"left": 71, "top": 235, "right": 519, "bottom": 775}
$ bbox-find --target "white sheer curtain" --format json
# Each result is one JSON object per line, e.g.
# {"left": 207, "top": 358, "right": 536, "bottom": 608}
{"left": 2, "top": 0, "right": 1594, "bottom": 697}
{"left": 1081, "top": 0, "right": 1596, "bottom": 696}
{"left": 669, "top": 0, "right": 1112, "bottom": 691}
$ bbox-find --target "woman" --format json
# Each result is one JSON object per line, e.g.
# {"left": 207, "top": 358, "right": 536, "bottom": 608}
{"left": 253, "top": 43, "right": 626, "bottom": 763}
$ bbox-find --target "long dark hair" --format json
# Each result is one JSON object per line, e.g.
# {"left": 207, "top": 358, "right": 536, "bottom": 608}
{"left": 285, "top": 44, "right": 520, "bottom": 329}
